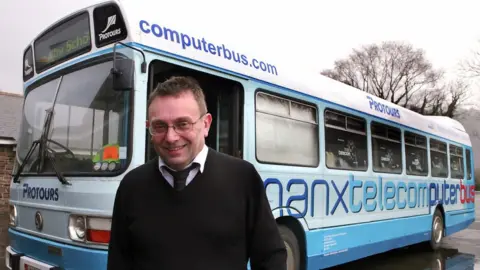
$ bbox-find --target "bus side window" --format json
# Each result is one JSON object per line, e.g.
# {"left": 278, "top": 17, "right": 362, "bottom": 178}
{"left": 449, "top": 144, "right": 464, "bottom": 179}
{"left": 404, "top": 131, "right": 428, "bottom": 176}
{"left": 255, "top": 91, "right": 319, "bottom": 167}
{"left": 371, "top": 121, "right": 402, "bottom": 174}
{"left": 430, "top": 139, "right": 448, "bottom": 178}
{"left": 324, "top": 109, "right": 368, "bottom": 171}
{"left": 466, "top": 149, "right": 472, "bottom": 180}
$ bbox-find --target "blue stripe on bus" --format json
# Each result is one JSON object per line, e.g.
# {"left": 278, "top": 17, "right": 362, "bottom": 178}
{"left": 8, "top": 228, "right": 107, "bottom": 269}
{"left": 10, "top": 212, "right": 474, "bottom": 270}
{"left": 445, "top": 209, "right": 475, "bottom": 235}
{"left": 304, "top": 214, "right": 475, "bottom": 270}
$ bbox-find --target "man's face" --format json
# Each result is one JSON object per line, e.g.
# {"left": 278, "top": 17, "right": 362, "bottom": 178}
{"left": 148, "top": 90, "right": 212, "bottom": 170}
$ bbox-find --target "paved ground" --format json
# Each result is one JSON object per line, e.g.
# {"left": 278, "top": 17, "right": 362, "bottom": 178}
{"left": 440, "top": 192, "right": 480, "bottom": 269}
{"left": 330, "top": 192, "right": 480, "bottom": 270}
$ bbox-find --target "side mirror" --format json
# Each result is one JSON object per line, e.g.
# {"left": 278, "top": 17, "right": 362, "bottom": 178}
{"left": 111, "top": 58, "right": 134, "bottom": 91}
{"left": 110, "top": 41, "right": 147, "bottom": 91}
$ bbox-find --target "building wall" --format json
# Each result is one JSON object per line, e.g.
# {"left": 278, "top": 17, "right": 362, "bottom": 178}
{"left": 0, "top": 144, "right": 14, "bottom": 264}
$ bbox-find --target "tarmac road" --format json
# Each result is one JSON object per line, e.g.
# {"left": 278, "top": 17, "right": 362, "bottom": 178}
{"left": 329, "top": 191, "right": 480, "bottom": 270}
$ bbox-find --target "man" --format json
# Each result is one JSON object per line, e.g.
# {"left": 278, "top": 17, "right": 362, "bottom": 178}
{"left": 107, "top": 76, "right": 287, "bottom": 270}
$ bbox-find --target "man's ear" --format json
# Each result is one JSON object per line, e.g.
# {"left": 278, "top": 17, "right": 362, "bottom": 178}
{"left": 203, "top": 113, "right": 212, "bottom": 137}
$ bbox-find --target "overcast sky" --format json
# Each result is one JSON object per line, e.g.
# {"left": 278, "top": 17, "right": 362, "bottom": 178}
{"left": 1, "top": 0, "right": 480, "bottom": 103}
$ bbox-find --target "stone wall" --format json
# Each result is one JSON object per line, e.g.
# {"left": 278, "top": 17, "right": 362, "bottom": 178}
{"left": 0, "top": 144, "right": 14, "bottom": 266}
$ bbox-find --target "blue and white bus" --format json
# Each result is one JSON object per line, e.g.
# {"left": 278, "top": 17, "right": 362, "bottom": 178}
{"left": 7, "top": 0, "right": 476, "bottom": 269}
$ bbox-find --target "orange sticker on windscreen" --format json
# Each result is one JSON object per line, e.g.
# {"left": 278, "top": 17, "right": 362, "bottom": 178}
{"left": 102, "top": 145, "right": 119, "bottom": 161}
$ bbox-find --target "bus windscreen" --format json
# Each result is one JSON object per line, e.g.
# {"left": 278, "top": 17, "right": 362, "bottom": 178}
{"left": 34, "top": 11, "right": 91, "bottom": 73}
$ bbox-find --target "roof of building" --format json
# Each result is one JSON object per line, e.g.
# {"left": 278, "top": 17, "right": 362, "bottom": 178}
{"left": 0, "top": 91, "right": 23, "bottom": 143}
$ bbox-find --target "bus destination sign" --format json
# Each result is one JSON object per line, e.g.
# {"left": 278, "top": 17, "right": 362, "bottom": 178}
{"left": 34, "top": 12, "right": 92, "bottom": 73}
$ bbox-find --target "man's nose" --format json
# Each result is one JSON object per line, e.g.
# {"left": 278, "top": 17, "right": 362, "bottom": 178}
{"left": 164, "top": 126, "right": 179, "bottom": 142}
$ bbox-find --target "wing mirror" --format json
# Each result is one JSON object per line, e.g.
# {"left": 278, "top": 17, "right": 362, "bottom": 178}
{"left": 111, "top": 42, "right": 146, "bottom": 91}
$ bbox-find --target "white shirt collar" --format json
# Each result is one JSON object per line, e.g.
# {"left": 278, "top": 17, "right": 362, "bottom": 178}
{"left": 158, "top": 144, "right": 209, "bottom": 173}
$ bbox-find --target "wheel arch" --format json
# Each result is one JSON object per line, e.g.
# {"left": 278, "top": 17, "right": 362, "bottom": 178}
{"left": 273, "top": 207, "right": 309, "bottom": 270}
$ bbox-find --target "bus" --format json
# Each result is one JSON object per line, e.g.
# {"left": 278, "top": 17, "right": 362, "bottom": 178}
{"left": 6, "top": 0, "right": 476, "bottom": 269}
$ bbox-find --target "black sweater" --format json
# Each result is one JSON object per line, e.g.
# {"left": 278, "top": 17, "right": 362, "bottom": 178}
{"left": 107, "top": 149, "right": 287, "bottom": 270}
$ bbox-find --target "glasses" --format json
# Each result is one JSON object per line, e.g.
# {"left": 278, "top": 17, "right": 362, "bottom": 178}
{"left": 148, "top": 114, "right": 205, "bottom": 136}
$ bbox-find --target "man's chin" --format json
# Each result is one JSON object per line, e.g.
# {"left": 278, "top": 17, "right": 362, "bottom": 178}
{"left": 160, "top": 154, "right": 187, "bottom": 169}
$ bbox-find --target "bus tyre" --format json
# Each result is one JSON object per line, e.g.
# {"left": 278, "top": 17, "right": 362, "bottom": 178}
{"left": 279, "top": 225, "right": 300, "bottom": 270}
{"left": 429, "top": 209, "right": 444, "bottom": 250}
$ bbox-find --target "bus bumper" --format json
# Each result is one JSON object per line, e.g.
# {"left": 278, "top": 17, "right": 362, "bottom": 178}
{"left": 6, "top": 228, "right": 107, "bottom": 270}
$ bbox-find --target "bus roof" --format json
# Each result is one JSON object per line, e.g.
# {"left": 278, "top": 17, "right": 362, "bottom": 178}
{"left": 23, "top": 0, "right": 472, "bottom": 147}
{"left": 121, "top": 0, "right": 471, "bottom": 147}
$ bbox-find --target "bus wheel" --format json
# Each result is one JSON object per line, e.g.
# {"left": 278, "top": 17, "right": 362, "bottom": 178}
{"left": 279, "top": 225, "right": 301, "bottom": 270}
{"left": 429, "top": 208, "right": 444, "bottom": 250}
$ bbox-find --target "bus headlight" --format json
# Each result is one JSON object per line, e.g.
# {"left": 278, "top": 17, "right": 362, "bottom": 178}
{"left": 68, "top": 214, "right": 111, "bottom": 245}
{"left": 74, "top": 216, "right": 86, "bottom": 238}
{"left": 68, "top": 215, "right": 86, "bottom": 241}
{"left": 9, "top": 204, "right": 17, "bottom": 227}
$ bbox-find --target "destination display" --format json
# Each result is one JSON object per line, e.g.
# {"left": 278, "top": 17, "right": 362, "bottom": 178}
{"left": 34, "top": 12, "right": 91, "bottom": 73}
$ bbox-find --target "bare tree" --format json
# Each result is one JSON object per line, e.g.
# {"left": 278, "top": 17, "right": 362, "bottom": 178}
{"left": 322, "top": 41, "right": 470, "bottom": 118}
{"left": 408, "top": 79, "right": 470, "bottom": 118}
{"left": 459, "top": 40, "right": 480, "bottom": 78}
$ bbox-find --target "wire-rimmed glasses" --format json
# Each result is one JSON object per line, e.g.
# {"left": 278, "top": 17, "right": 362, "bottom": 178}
{"left": 148, "top": 114, "right": 206, "bottom": 136}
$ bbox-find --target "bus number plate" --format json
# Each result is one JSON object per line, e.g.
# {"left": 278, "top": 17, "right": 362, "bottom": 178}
{"left": 25, "top": 263, "right": 41, "bottom": 270}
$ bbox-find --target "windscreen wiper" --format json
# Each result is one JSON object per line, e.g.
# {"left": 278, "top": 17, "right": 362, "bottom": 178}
{"left": 37, "top": 138, "right": 71, "bottom": 186}
{"left": 12, "top": 108, "right": 54, "bottom": 184}
{"left": 13, "top": 112, "right": 71, "bottom": 185}
{"left": 13, "top": 77, "right": 71, "bottom": 185}
{"left": 13, "top": 139, "right": 40, "bottom": 183}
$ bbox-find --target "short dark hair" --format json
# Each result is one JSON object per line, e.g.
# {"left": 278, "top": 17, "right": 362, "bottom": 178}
{"left": 148, "top": 76, "right": 207, "bottom": 115}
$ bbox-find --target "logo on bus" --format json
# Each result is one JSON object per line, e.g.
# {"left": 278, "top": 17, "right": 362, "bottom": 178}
{"left": 35, "top": 211, "right": 43, "bottom": 230}
{"left": 98, "top": 14, "right": 122, "bottom": 41}
{"left": 24, "top": 59, "right": 33, "bottom": 76}
{"left": 23, "top": 46, "right": 34, "bottom": 82}
{"left": 265, "top": 177, "right": 476, "bottom": 218}
{"left": 22, "top": 184, "right": 59, "bottom": 202}
{"left": 367, "top": 96, "right": 401, "bottom": 119}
